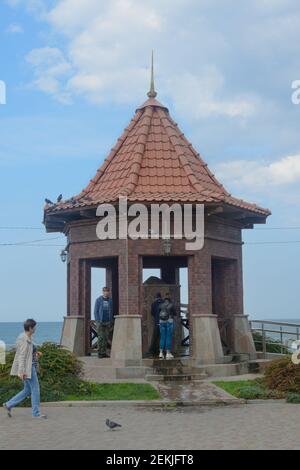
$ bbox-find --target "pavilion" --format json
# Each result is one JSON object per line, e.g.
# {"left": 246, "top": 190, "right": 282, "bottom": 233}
{"left": 44, "top": 60, "right": 271, "bottom": 367}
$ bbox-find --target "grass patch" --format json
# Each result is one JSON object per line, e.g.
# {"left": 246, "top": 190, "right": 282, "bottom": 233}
{"left": 64, "top": 383, "right": 160, "bottom": 401}
{"left": 213, "top": 380, "right": 284, "bottom": 400}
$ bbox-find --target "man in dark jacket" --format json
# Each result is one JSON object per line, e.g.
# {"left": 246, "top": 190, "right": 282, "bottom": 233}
{"left": 94, "top": 287, "right": 114, "bottom": 358}
{"left": 146, "top": 293, "right": 163, "bottom": 357}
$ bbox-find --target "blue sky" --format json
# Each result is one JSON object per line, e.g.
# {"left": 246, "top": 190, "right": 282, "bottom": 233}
{"left": 0, "top": 0, "right": 299, "bottom": 322}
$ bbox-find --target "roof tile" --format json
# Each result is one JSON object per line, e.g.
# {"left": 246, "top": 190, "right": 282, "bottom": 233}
{"left": 46, "top": 98, "right": 271, "bottom": 217}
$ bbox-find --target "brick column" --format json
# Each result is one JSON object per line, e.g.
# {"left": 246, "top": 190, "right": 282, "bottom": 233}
{"left": 69, "top": 259, "right": 81, "bottom": 316}
{"left": 111, "top": 243, "right": 143, "bottom": 366}
{"left": 189, "top": 250, "right": 224, "bottom": 365}
{"left": 61, "top": 258, "right": 86, "bottom": 356}
{"left": 223, "top": 252, "right": 256, "bottom": 358}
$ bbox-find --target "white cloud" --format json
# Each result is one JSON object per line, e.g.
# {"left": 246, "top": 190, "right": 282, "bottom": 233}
{"left": 26, "top": 47, "right": 73, "bottom": 103}
{"left": 166, "top": 68, "right": 258, "bottom": 120}
{"left": 5, "top": 0, "right": 299, "bottom": 133}
{"left": 19, "top": 0, "right": 262, "bottom": 118}
{"left": 6, "top": 23, "right": 24, "bottom": 33}
{"left": 215, "top": 154, "right": 300, "bottom": 190}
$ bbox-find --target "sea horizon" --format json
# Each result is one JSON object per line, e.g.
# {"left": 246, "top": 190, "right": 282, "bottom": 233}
{"left": 0, "top": 321, "right": 63, "bottom": 348}
{"left": 1, "top": 318, "right": 300, "bottom": 349}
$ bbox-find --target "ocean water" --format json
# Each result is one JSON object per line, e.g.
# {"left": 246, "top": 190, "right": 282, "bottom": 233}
{"left": 0, "top": 322, "right": 63, "bottom": 349}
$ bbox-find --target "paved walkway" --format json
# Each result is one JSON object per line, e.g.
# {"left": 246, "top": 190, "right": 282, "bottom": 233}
{"left": 156, "top": 381, "right": 241, "bottom": 404}
{"left": 1, "top": 402, "right": 300, "bottom": 450}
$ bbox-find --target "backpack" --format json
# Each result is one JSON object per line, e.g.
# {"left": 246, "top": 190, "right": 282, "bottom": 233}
{"left": 159, "top": 302, "right": 170, "bottom": 321}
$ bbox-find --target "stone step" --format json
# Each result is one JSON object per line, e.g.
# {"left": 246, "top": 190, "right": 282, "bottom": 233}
{"left": 152, "top": 368, "right": 191, "bottom": 375}
{"left": 82, "top": 365, "right": 152, "bottom": 382}
{"left": 152, "top": 359, "right": 183, "bottom": 367}
{"left": 152, "top": 366, "right": 201, "bottom": 376}
{"left": 223, "top": 355, "right": 234, "bottom": 364}
{"left": 146, "top": 373, "right": 208, "bottom": 382}
{"left": 231, "top": 353, "right": 250, "bottom": 363}
{"left": 248, "top": 359, "right": 272, "bottom": 373}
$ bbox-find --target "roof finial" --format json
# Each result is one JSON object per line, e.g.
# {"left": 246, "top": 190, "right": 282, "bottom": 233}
{"left": 147, "top": 51, "right": 157, "bottom": 98}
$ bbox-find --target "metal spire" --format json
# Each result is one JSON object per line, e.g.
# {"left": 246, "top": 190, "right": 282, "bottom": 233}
{"left": 147, "top": 51, "right": 157, "bottom": 98}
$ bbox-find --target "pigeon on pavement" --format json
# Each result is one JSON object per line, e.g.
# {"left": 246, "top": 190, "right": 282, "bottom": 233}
{"left": 106, "top": 419, "right": 122, "bottom": 430}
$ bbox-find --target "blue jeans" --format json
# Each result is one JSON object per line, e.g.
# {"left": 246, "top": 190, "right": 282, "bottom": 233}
{"left": 6, "top": 366, "right": 41, "bottom": 417}
{"left": 159, "top": 321, "right": 174, "bottom": 351}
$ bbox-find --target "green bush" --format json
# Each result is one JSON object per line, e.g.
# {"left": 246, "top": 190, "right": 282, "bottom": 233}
{"left": 234, "top": 384, "right": 267, "bottom": 400}
{"left": 286, "top": 392, "right": 300, "bottom": 404}
{"left": 262, "top": 356, "right": 300, "bottom": 393}
{"left": 0, "top": 343, "right": 159, "bottom": 403}
{"left": 0, "top": 343, "right": 85, "bottom": 404}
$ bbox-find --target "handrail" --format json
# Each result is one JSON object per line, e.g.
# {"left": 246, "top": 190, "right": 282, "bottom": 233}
{"left": 252, "top": 328, "right": 300, "bottom": 335}
{"left": 250, "top": 319, "right": 300, "bottom": 328}
{"left": 249, "top": 319, "right": 300, "bottom": 358}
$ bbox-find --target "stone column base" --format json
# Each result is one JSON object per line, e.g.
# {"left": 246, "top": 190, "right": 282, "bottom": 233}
{"left": 111, "top": 315, "right": 143, "bottom": 367}
{"left": 231, "top": 315, "right": 257, "bottom": 359}
{"left": 192, "top": 315, "right": 224, "bottom": 365}
{"left": 60, "top": 316, "right": 85, "bottom": 357}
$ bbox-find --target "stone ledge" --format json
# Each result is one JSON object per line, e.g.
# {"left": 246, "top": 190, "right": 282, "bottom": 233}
{"left": 41, "top": 398, "right": 246, "bottom": 408}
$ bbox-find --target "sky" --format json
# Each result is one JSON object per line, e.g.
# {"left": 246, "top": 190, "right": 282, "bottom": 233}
{"left": 0, "top": 0, "right": 299, "bottom": 322}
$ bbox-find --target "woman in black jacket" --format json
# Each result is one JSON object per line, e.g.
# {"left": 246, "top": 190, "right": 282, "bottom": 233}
{"left": 158, "top": 293, "right": 177, "bottom": 360}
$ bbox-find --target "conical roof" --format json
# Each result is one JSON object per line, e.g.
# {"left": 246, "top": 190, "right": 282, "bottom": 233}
{"left": 45, "top": 96, "right": 270, "bottom": 217}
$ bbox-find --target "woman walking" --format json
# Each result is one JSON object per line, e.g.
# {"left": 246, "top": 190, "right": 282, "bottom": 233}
{"left": 3, "top": 319, "right": 47, "bottom": 419}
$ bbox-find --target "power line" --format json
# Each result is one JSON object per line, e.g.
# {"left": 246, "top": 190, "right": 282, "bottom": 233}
{"left": 0, "top": 240, "right": 299, "bottom": 247}
{"left": 0, "top": 244, "right": 65, "bottom": 247}
{"left": 256, "top": 227, "right": 300, "bottom": 230}
{"left": 1, "top": 224, "right": 300, "bottom": 230}
{"left": 0, "top": 227, "right": 44, "bottom": 230}
{"left": 0, "top": 237, "right": 64, "bottom": 246}
{"left": 245, "top": 241, "right": 300, "bottom": 245}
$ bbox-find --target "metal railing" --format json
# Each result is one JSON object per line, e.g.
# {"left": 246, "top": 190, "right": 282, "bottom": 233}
{"left": 180, "top": 303, "right": 190, "bottom": 348}
{"left": 249, "top": 320, "right": 300, "bottom": 357}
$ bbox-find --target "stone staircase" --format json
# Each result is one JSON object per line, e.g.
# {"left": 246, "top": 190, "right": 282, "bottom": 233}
{"left": 145, "top": 359, "right": 208, "bottom": 382}
{"left": 79, "top": 357, "right": 150, "bottom": 382}
{"left": 80, "top": 355, "right": 271, "bottom": 383}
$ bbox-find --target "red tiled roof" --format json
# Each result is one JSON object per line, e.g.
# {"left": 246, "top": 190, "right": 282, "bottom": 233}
{"left": 45, "top": 97, "right": 270, "bottom": 217}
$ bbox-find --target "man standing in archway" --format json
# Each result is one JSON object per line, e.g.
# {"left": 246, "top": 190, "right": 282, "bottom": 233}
{"left": 94, "top": 287, "right": 114, "bottom": 358}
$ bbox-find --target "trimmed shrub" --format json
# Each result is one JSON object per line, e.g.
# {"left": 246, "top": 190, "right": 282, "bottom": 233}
{"left": 262, "top": 356, "right": 300, "bottom": 393}
{"left": 0, "top": 343, "right": 86, "bottom": 404}
{"left": 0, "top": 343, "right": 159, "bottom": 403}
{"left": 235, "top": 384, "right": 267, "bottom": 400}
{"left": 286, "top": 393, "right": 300, "bottom": 404}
